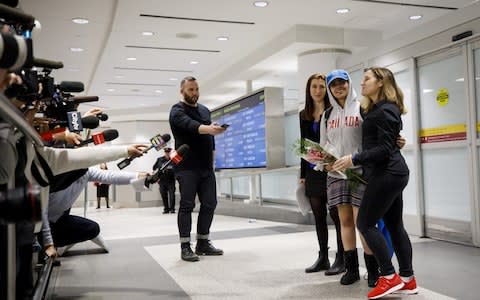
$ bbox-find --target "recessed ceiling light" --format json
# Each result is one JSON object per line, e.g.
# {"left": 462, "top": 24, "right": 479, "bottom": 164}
{"left": 217, "top": 36, "right": 229, "bottom": 41}
{"left": 422, "top": 89, "right": 433, "bottom": 94}
{"left": 169, "top": 78, "right": 178, "bottom": 81}
{"left": 253, "top": 1, "right": 268, "bottom": 7}
{"left": 70, "top": 47, "right": 84, "bottom": 52}
{"left": 455, "top": 78, "right": 465, "bottom": 82}
{"left": 142, "top": 31, "right": 154, "bottom": 36}
{"left": 155, "top": 90, "right": 163, "bottom": 93}
{"left": 336, "top": 8, "right": 350, "bottom": 14}
{"left": 190, "top": 60, "right": 199, "bottom": 65}
{"left": 107, "top": 88, "right": 115, "bottom": 92}
{"left": 409, "top": 15, "right": 422, "bottom": 20}
{"left": 126, "top": 57, "right": 137, "bottom": 61}
{"left": 72, "top": 18, "right": 89, "bottom": 24}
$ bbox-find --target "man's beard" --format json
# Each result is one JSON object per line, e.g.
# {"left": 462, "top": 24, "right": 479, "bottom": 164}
{"left": 183, "top": 94, "right": 198, "bottom": 105}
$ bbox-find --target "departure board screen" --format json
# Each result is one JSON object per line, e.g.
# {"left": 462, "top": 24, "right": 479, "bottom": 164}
{"left": 212, "top": 90, "right": 266, "bottom": 169}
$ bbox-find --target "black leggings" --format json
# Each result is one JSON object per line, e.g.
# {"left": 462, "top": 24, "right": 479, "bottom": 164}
{"left": 310, "top": 196, "right": 343, "bottom": 254}
{"left": 356, "top": 172, "right": 412, "bottom": 277}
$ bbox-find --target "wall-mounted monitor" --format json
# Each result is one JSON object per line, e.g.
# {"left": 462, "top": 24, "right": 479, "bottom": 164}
{"left": 212, "top": 87, "right": 284, "bottom": 170}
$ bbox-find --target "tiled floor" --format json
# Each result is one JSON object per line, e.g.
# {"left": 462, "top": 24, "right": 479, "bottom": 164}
{"left": 49, "top": 206, "right": 480, "bottom": 300}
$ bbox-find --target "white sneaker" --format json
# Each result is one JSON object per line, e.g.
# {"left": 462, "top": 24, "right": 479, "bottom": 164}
{"left": 91, "top": 234, "right": 109, "bottom": 253}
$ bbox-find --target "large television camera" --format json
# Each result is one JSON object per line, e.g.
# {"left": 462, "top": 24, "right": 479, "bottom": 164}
{"left": 0, "top": 184, "right": 42, "bottom": 223}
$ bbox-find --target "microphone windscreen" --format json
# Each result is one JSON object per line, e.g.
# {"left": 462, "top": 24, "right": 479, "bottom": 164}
{"left": 32, "top": 57, "right": 63, "bottom": 69}
{"left": 0, "top": 4, "right": 34, "bottom": 27}
{"left": 72, "top": 96, "right": 99, "bottom": 104}
{"left": 59, "top": 81, "right": 84, "bottom": 93}
{"left": 161, "top": 133, "right": 171, "bottom": 143}
{"left": 97, "top": 113, "right": 108, "bottom": 121}
{"left": 81, "top": 115, "right": 99, "bottom": 129}
{"left": 0, "top": 0, "right": 19, "bottom": 7}
{"left": 176, "top": 144, "right": 189, "bottom": 156}
{"left": 103, "top": 129, "right": 119, "bottom": 142}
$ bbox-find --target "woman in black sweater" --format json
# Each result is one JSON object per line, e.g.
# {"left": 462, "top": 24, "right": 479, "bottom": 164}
{"left": 299, "top": 73, "right": 344, "bottom": 275}
{"left": 333, "top": 67, "right": 416, "bottom": 299}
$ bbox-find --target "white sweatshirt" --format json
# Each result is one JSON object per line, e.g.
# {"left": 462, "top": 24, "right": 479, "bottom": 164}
{"left": 320, "top": 73, "right": 363, "bottom": 179}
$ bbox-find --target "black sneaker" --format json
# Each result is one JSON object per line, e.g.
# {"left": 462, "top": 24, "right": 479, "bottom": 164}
{"left": 181, "top": 244, "right": 199, "bottom": 262}
{"left": 195, "top": 240, "right": 224, "bottom": 256}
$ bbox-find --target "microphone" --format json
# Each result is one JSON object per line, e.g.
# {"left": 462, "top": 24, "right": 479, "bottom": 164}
{"left": 77, "top": 129, "right": 118, "bottom": 146}
{"left": 144, "top": 144, "right": 189, "bottom": 187}
{"left": 0, "top": 4, "right": 35, "bottom": 29}
{"left": 117, "top": 133, "right": 171, "bottom": 169}
{"left": 59, "top": 81, "right": 84, "bottom": 93}
{"left": 71, "top": 96, "right": 99, "bottom": 104}
{"left": 32, "top": 57, "right": 64, "bottom": 69}
{"left": 97, "top": 113, "right": 108, "bottom": 121}
{"left": 49, "top": 115, "right": 99, "bottom": 130}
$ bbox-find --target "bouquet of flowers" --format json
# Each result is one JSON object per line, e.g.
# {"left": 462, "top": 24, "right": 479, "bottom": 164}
{"left": 293, "top": 138, "right": 367, "bottom": 185}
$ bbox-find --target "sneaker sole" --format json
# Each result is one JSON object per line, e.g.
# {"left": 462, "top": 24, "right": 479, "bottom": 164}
{"left": 393, "top": 288, "right": 418, "bottom": 295}
{"left": 368, "top": 282, "right": 405, "bottom": 299}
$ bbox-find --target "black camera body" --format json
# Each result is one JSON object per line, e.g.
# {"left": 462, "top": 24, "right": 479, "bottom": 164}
{"left": 0, "top": 184, "right": 42, "bottom": 223}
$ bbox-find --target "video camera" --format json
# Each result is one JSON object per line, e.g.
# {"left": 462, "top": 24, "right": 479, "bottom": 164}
{"left": 0, "top": 184, "right": 42, "bottom": 223}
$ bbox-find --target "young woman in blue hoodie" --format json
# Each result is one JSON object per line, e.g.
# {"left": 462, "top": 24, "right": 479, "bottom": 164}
{"left": 320, "top": 69, "right": 378, "bottom": 286}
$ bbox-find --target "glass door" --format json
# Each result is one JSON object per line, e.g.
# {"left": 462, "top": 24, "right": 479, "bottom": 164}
{"left": 416, "top": 45, "right": 473, "bottom": 244}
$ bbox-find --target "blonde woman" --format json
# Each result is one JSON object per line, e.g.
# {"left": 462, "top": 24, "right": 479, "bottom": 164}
{"left": 334, "top": 67, "right": 416, "bottom": 299}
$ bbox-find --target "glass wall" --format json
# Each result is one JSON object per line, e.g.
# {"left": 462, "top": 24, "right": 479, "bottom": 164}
{"left": 417, "top": 46, "right": 472, "bottom": 243}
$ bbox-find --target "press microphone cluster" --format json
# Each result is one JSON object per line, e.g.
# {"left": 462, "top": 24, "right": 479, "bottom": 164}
{"left": 117, "top": 133, "right": 171, "bottom": 170}
{"left": 77, "top": 129, "right": 119, "bottom": 146}
{"left": 144, "top": 144, "right": 189, "bottom": 187}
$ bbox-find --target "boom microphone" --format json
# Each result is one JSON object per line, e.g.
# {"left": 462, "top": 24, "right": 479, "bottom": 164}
{"left": 144, "top": 144, "right": 189, "bottom": 187}
{"left": 117, "top": 133, "right": 171, "bottom": 169}
{"left": 71, "top": 96, "right": 99, "bottom": 104}
{"left": 32, "top": 57, "right": 64, "bottom": 69}
{"left": 59, "top": 81, "right": 84, "bottom": 93}
{"left": 77, "top": 129, "right": 118, "bottom": 146}
{"left": 0, "top": 4, "right": 35, "bottom": 29}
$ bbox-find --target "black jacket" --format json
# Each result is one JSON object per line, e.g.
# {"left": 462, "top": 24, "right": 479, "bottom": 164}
{"left": 355, "top": 100, "right": 409, "bottom": 179}
{"left": 299, "top": 110, "right": 327, "bottom": 180}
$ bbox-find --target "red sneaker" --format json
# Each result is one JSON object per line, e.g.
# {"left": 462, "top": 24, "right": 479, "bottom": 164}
{"left": 394, "top": 276, "right": 418, "bottom": 295}
{"left": 367, "top": 273, "right": 404, "bottom": 299}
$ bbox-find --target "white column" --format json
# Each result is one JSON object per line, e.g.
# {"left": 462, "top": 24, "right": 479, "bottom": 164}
{"left": 246, "top": 80, "right": 253, "bottom": 94}
{"left": 297, "top": 48, "right": 351, "bottom": 108}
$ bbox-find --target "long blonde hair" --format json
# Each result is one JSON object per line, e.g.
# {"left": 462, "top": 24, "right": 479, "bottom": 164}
{"left": 361, "top": 67, "right": 407, "bottom": 114}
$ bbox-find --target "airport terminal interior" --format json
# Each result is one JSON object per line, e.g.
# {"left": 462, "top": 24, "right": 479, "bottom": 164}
{"left": 3, "top": 0, "right": 480, "bottom": 299}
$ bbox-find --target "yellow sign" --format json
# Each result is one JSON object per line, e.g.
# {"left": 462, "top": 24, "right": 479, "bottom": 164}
{"left": 419, "top": 123, "right": 466, "bottom": 143}
{"left": 477, "top": 122, "right": 480, "bottom": 132}
{"left": 436, "top": 88, "right": 449, "bottom": 107}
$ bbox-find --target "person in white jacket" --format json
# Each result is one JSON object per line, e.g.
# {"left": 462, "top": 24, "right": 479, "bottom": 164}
{"left": 320, "top": 69, "right": 376, "bottom": 286}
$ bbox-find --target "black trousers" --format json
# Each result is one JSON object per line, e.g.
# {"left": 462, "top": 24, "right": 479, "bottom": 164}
{"left": 175, "top": 169, "right": 217, "bottom": 240}
{"left": 159, "top": 179, "right": 176, "bottom": 211}
{"left": 356, "top": 172, "right": 412, "bottom": 277}
{"left": 50, "top": 213, "right": 100, "bottom": 247}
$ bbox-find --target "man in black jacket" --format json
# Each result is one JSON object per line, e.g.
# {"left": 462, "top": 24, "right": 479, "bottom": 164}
{"left": 169, "top": 76, "right": 226, "bottom": 262}
{"left": 153, "top": 148, "right": 176, "bottom": 214}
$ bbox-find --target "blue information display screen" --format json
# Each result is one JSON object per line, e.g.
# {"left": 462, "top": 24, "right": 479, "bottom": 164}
{"left": 212, "top": 91, "right": 266, "bottom": 169}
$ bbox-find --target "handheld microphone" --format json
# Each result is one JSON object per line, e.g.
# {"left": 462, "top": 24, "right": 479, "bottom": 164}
{"left": 48, "top": 115, "right": 99, "bottom": 130}
{"left": 77, "top": 129, "right": 118, "bottom": 146}
{"left": 117, "top": 133, "right": 171, "bottom": 169}
{"left": 144, "top": 144, "right": 189, "bottom": 187}
{"left": 97, "top": 113, "right": 108, "bottom": 121}
{"left": 71, "top": 96, "right": 99, "bottom": 104}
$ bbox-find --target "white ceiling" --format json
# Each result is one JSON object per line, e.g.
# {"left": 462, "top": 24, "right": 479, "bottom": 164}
{"left": 19, "top": 0, "right": 480, "bottom": 120}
